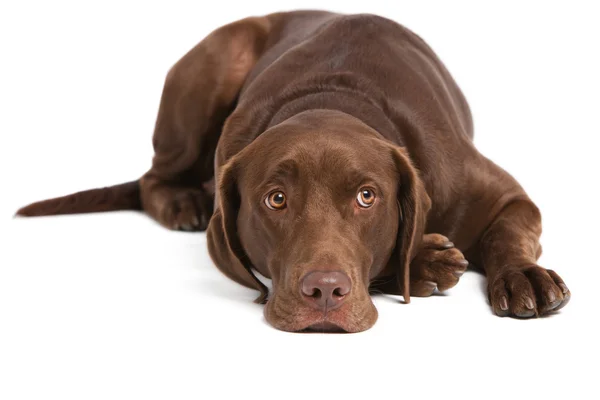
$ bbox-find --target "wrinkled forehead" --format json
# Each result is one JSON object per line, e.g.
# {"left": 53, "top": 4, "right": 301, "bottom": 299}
{"left": 240, "top": 128, "right": 397, "bottom": 190}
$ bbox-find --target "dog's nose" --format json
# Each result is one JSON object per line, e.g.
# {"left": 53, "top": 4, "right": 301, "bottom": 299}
{"left": 300, "top": 271, "right": 351, "bottom": 311}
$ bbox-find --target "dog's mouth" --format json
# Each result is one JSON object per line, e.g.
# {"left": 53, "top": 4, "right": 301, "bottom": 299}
{"left": 264, "top": 287, "right": 378, "bottom": 333}
{"left": 299, "top": 321, "right": 348, "bottom": 333}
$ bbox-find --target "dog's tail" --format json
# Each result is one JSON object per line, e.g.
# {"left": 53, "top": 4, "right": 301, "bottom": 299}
{"left": 15, "top": 180, "right": 142, "bottom": 217}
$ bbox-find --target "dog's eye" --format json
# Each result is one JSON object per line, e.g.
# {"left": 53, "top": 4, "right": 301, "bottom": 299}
{"left": 357, "top": 188, "right": 376, "bottom": 208}
{"left": 265, "top": 191, "right": 287, "bottom": 210}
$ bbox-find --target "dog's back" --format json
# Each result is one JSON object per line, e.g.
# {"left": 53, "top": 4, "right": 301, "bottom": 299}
{"left": 240, "top": 12, "right": 472, "bottom": 139}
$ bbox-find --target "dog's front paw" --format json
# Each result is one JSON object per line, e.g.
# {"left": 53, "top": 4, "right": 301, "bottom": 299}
{"left": 162, "top": 188, "right": 213, "bottom": 231}
{"left": 409, "top": 234, "right": 469, "bottom": 296}
{"left": 488, "top": 265, "right": 570, "bottom": 318}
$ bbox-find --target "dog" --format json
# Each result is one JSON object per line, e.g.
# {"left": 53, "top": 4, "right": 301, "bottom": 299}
{"left": 17, "top": 10, "right": 570, "bottom": 332}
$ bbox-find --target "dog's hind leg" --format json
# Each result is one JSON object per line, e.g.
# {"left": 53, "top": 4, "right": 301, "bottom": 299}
{"left": 140, "top": 16, "right": 273, "bottom": 231}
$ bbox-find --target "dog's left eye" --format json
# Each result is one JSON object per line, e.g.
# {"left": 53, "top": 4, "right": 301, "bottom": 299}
{"left": 356, "top": 188, "right": 376, "bottom": 208}
{"left": 265, "top": 191, "right": 287, "bottom": 210}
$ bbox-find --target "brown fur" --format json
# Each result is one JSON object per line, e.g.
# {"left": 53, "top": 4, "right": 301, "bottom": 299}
{"left": 17, "top": 11, "right": 570, "bottom": 332}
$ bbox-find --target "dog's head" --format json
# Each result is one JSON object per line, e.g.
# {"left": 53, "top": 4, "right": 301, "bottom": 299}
{"left": 207, "top": 110, "right": 430, "bottom": 332}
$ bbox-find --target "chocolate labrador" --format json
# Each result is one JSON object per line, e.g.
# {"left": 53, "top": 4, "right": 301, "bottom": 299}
{"left": 17, "top": 10, "right": 570, "bottom": 332}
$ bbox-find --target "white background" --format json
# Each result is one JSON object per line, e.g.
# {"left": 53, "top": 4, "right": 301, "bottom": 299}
{"left": 1, "top": 1, "right": 599, "bottom": 399}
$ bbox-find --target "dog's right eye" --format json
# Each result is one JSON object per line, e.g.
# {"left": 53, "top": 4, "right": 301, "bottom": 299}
{"left": 356, "top": 188, "right": 376, "bottom": 208}
{"left": 265, "top": 191, "right": 287, "bottom": 210}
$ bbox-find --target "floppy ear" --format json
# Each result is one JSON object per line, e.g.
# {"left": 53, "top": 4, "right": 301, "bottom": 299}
{"left": 391, "top": 147, "right": 431, "bottom": 304}
{"left": 206, "top": 158, "right": 269, "bottom": 304}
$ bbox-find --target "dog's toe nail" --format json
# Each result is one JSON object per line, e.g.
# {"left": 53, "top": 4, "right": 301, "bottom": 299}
{"left": 547, "top": 290, "right": 556, "bottom": 304}
{"left": 452, "top": 270, "right": 464, "bottom": 278}
{"left": 500, "top": 296, "right": 509, "bottom": 311}
{"left": 459, "top": 259, "right": 469, "bottom": 268}
{"left": 515, "top": 309, "right": 536, "bottom": 318}
{"left": 421, "top": 280, "right": 437, "bottom": 294}
{"left": 545, "top": 300, "right": 561, "bottom": 312}
{"left": 442, "top": 241, "right": 454, "bottom": 249}
{"left": 559, "top": 283, "right": 569, "bottom": 294}
{"left": 524, "top": 297, "right": 535, "bottom": 310}
{"left": 554, "top": 295, "right": 570, "bottom": 311}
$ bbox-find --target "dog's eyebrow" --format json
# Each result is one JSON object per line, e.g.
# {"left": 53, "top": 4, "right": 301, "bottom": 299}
{"left": 341, "top": 168, "right": 381, "bottom": 192}
{"left": 263, "top": 158, "right": 300, "bottom": 185}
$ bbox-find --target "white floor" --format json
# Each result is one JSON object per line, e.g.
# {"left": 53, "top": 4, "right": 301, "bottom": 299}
{"left": 1, "top": 2, "right": 599, "bottom": 399}
{"left": 2, "top": 211, "right": 598, "bottom": 399}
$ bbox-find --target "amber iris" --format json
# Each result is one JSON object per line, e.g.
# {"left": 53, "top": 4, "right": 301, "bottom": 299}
{"left": 357, "top": 188, "right": 376, "bottom": 207}
{"left": 266, "top": 191, "right": 287, "bottom": 210}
